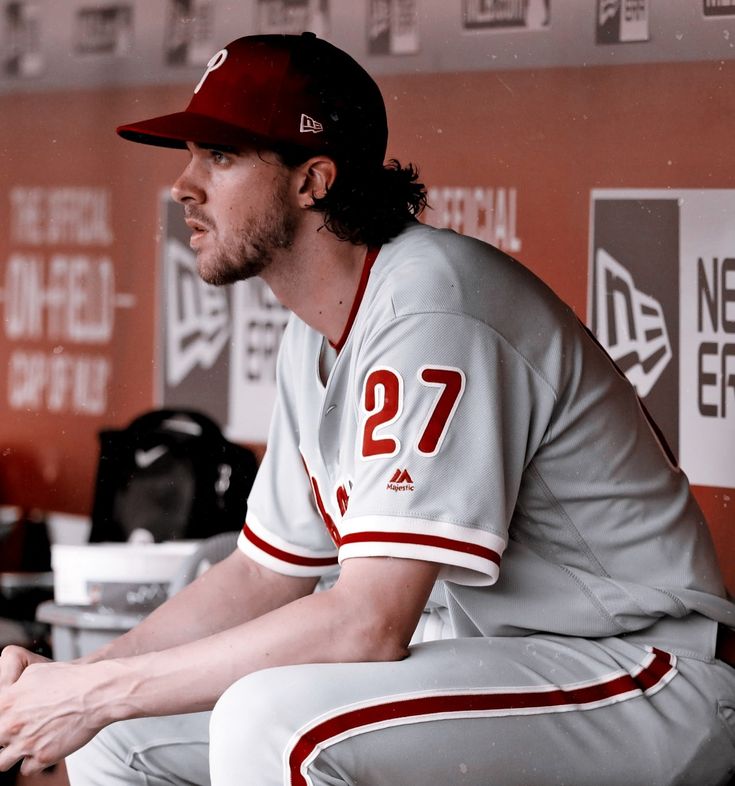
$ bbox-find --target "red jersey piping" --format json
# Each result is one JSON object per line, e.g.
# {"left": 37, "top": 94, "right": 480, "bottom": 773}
{"left": 330, "top": 246, "right": 381, "bottom": 352}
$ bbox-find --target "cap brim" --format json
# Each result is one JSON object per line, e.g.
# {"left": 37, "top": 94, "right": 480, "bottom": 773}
{"left": 116, "top": 111, "right": 267, "bottom": 150}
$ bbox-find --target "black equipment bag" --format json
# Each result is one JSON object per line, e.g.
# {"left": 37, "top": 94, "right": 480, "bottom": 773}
{"left": 89, "top": 409, "right": 257, "bottom": 543}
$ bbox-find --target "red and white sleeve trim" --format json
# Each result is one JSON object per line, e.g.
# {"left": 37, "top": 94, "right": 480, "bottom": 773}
{"left": 337, "top": 516, "right": 506, "bottom": 586}
{"left": 238, "top": 513, "right": 338, "bottom": 578}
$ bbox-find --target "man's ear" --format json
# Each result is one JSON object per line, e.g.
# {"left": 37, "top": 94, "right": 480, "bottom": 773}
{"left": 295, "top": 156, "right": 337, "bottom": 208}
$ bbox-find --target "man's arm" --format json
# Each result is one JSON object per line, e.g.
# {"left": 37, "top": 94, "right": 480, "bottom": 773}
{"left": 0, "top": 555, "right": 439, "bottom": 775}
{"left": 79, "top": 548, "right": 320, "bottom": 661}
{"left": 0, "top": 548, "right": 317, "bottom": 684}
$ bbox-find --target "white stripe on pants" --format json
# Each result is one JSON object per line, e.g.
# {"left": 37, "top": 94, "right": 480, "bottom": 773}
{"left": 67, "top": 634, "right": 735, "bottom": 785}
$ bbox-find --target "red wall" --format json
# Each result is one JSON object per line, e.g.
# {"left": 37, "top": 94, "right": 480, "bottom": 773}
{"left": 1, "top": 60, "right": 733, "bottom": 586}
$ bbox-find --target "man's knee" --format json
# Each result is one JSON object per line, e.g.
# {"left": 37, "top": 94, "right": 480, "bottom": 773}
{"left": 210, "top": 665, "right": 323, "bottom": 786}
{"left": 210, "top": 669, "right": 284, "bottom": 775}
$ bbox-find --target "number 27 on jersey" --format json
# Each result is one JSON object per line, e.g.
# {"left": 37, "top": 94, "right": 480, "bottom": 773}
{"left": 360, "top": 365, "right": 465, "bottom": 459}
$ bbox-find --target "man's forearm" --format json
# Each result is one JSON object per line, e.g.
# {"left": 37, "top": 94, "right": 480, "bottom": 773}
{"left": 80, "top": 558, "right": 438, "bottom": 724}
{"left": 78, "top": 549, "right": 318, "bottom": 663}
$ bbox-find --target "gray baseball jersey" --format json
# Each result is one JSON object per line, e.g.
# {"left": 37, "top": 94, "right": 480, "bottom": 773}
{"left": 68, "top": 222, "right": 735, "bottom": 786}
{"left": 239, "top": 221, "right": 733, "bottom": 649}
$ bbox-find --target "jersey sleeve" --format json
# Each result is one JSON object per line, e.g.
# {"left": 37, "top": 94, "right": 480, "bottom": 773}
{"left": 340, "top": 311, "right": 557, "bottom": 586}
{"left": 238, "top": 322, "right": 339, "bottom": 577}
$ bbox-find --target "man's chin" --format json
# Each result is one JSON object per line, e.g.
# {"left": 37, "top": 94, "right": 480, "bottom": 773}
{"left": 196, "top": 256, "right": 229, "bottom": 286}
{"left": 196, "top": 254, "right": 263, "bottom": 286}
{"left": 198, "top": 268, "right": 237, "bottom": 287}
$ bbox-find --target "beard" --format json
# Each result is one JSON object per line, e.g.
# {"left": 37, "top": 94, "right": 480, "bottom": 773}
{"left": 196, "top": 176, "right": 298, "bottom": 286}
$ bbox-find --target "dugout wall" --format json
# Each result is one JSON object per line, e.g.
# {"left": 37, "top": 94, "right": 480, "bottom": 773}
{"left": 1, "top": 0, "right": 734, "bottom": 587}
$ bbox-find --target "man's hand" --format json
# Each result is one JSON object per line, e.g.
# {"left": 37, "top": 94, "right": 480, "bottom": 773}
{"left": 0, "top": 660, "right": 105, "bottom": 775}
{"left": 0, "top": 554, "right": 440, "bottom": 775}
{"left": 0, "top": 646, "right": 50, "bottom": 688}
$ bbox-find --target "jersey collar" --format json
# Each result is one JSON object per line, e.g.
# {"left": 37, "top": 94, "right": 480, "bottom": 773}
{"left": 330, "top": 245, "right": 381, "bottom": 353}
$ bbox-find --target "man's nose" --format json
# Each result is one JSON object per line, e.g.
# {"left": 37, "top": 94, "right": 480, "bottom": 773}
{"left": 171, "top": 159, "right": 205, "bottom": 204}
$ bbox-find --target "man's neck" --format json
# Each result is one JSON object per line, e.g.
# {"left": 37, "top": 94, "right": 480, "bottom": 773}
{"left": 262, "top": 222, "right": 370, "bottom": 345}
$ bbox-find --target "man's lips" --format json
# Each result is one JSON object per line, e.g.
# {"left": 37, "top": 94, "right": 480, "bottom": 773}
{"left": 184, "top": 212, "right": 213, "bottom": 247}
{"left": 184, "top": 217, "right": 211, "bottom": 232}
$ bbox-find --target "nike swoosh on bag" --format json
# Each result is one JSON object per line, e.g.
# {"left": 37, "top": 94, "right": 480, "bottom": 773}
{"left": 134, "top": 445, "right": 168, "bottom": 468}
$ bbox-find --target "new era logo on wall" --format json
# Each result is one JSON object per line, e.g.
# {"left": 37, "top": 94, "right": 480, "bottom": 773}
{"left": 589, "top": 191, "right": 735, "bottom": 488}
{"left": 163, "top": 238, "right": 230, "bottom": 388}
{"left": 158, "top": 193, "right": 231, "bottom": 426}
{"left": 158, "top": 193, "right": 290, "bottom": 443}
{"left": 593, "top": 248, "right": 672, "bottom": 398}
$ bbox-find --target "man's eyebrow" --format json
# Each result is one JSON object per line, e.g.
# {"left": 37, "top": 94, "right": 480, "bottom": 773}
{"left": 199, "top": 142, "right": 239, "bottom": 153}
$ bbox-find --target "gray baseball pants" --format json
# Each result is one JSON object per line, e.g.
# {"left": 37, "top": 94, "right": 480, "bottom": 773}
{"left": 65, "top": 630, "right": 735, "bottom": 786}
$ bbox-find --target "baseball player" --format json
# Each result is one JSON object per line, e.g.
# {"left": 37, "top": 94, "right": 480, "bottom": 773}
{"left": 1, "top": 32, "right": 735, "bottom": 786}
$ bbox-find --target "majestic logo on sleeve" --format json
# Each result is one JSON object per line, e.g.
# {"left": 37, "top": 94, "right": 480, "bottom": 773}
{"left": 387, "top": 468, "right": 414, "bottom": 492}
{"left": 593, "top": 248, "right": 672, "bottom": 398}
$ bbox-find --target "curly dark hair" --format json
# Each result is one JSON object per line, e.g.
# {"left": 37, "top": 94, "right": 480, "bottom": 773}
{"left": 277, "top": 150, "right": 428, "bottom": 247}
{"left": 312, "top": 159, "right": 428, "bottom": 247}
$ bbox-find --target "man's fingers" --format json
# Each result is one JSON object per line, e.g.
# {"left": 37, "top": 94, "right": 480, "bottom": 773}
{"left": 0, "top": 647, "right": 26, "bottom": 688}
{"left": 0, "top": 661, "right": 26, "bottom": 688}
{"left": 0, "top": 647, "right": 50, "bottom": 689}
{"left": 0, "top": 744, "right": 23, "bottom": 773}
{"left": 0, "top": 740, "right": 56, "bottom": 776}
{"left": 20, "top": 754, "right": 53, "bottom": 777}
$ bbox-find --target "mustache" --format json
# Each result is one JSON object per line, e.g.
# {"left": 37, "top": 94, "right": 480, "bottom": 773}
{"left": 184, "top": 206, "right": 214, "bottom": 230}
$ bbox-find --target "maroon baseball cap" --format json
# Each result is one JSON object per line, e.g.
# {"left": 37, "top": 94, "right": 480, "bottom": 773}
{"left": 117, "top": 32, "right": 388, "bottom": 167}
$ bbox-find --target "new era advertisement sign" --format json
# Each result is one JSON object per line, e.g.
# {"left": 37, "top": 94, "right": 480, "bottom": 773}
{"left": 159, "top": 193, "right": 231, "bottom": 426}
{"left": 159, "top": 193, "right": 290, "bottom": 443}
{"left": 589, "top": 190, "right": 735, "bottom": 488}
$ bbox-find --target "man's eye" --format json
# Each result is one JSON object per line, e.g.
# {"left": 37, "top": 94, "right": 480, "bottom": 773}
{"left": 210, "top": 150, "right": 228, "bottom": 164}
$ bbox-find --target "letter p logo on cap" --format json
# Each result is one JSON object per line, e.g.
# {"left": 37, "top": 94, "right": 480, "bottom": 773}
{"left": 194, "top": 49, "right": 228, "bottom": 94}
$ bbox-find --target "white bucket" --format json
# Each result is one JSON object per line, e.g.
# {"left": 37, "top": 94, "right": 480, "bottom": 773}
{"left": 51, "top": 541, "right": 200, "bottom": 607}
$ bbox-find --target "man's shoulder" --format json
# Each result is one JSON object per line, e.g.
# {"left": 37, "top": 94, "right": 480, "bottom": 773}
{"left": 378, "top": 222, "right": 507, "bottom": 272}
{"left": 371, "top": 223, "right": 562, "bottom": 326}
{"left": 371, "top": 223, "right": 507, "bottom": 314}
